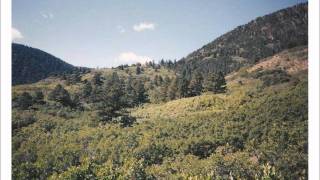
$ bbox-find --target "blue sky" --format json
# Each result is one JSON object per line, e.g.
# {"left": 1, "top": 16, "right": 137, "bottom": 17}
{"left": 13, "top": 0, "right": 307, "bottom": 68}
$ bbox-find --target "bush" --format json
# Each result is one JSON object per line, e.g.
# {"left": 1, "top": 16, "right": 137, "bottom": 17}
{"left": 33, "top": 90, "right": 44, "bottom": 104}
{"left": 12, "top": 112, "right": 37, "bottom": 131}
{"left": 13, "top": 92, "right": 33, "bottom": 109}
{"left": 185, "top": 141, "right": 221, "bottom": 159}
{"left": 135, "top": 144, "right": 173, "bottom": 166}
{"left": 48, "top": 84, "right": 72, "bottom": 106}
{"left": 251, "top": 69, "right": 291, "bottom": 86}
{"left": 40, "top": 121, "right": 56, "bottom": 132}
{"left": 114, "top": 114, "right": 136, "bottom": 127}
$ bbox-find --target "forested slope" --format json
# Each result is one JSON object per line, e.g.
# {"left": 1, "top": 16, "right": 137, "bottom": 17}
{"left": 177, "top": 3, "right": 307, "bottom": 76}
{"left": 12, "top": 43, "right": 81, "bottom": 85}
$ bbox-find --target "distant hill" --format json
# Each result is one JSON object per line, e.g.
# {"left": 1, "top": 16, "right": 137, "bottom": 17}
{"left": 177, "top": 3, "right": 308, "bottom": 75}
{"left": 12, "top": 43, "right": 79, "bottom": 85}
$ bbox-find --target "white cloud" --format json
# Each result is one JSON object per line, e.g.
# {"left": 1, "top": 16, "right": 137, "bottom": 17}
{"left": 117, "top": 52, "right": 152, "bottom": 64}
{"left": 12, "top": 27, "right": 23, "bottom": 40}
{"left": 117, "top": 25, "right": 126, "bottom": 33}
{"left": 133, "top": 22, "right": 156, "bottom": 32}
{"left": 41, "top": 12, "right": 54, "bottom": 19}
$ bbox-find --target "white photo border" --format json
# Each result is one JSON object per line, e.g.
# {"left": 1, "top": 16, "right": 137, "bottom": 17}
{"left": 1, "top": 0, "right": 319, "bottom": 180}
{"left": 309, "top": 0, "right": 320, "bottom": 179}
{"left": 1, "top": 0, "right": 12, "bottom": 179}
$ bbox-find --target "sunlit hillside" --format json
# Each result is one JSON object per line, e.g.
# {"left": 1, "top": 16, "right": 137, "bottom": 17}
{"left": 12, "top": 46, "right": 307, "bottom": 179}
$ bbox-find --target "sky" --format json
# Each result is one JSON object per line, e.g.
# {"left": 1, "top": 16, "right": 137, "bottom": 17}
{"left": 13, "top": 0, "right": 307, "bottom": 68}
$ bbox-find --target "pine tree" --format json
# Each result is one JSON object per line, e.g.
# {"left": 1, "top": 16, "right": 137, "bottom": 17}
{"left": 203, "top": 72, "right": 216, "bottom": 92}
{"left": 153, "top": 75, "right": 159, "bottom": 86}
{"left": 177, "top": 76, "right": 189, "bottom": 98}
{"left": 134, "top": 80, "right": 148, "bottom": 104}
{"left": 136, "top": 64, "right": 141, "bottom": 75}
{"left": 107, "top": 72, "right": 126, "bottom": 107}
{"left": 96, "top": 73, "right": 125, "bottom": 122}
{"left": 203, "top": 72, "right": 227, "bottom": 93}
{"left": 158, "top": 75, "right": 163, "bottom": 85}
{"left": 163, "top": 76, "right": 171, "bottom": 85}
{"left": 82, "top": 81, "right": 93, "bottom": 98}
{"left": 167, "top": 78, "right": 178, "bottom": 100}
{"left": 33, "top": 90, "right": 44, "bottom": 104}
{"left": 92, "top": 72, "right": 103, "bottom": 86}
{"left": 71, "top": 94, "right": 82, "bottom": 109}
{"left": 215, "top": 71, "right": 227, "bottom": 93}
{"left": 157, "top": 76, "right": 171, "bottom": 101}
{"left": 188, "top": 71, "right": 203, "bottom": 96}
{"left": 48, "top": 84, "right": 71, "bottom": 106}
{"left": 14, "top": 92, "right": 33, "bottom": 109}
{"left": 125, "top": 76, "right": 137, "bottom": 107}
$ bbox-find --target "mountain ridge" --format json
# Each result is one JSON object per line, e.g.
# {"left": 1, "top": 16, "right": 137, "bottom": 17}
{"left": 177, "top": 2, "right": 308, "bottom": 75}
{"left": 12, "top": 43, "right": 85, "bottom": 85}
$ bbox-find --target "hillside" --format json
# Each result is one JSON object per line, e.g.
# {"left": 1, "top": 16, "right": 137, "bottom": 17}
{"left": 12, "top": 43, "right": 80, "bottom": 85}
{"left": 11, "top": 3, "right": 308, "bottom": 179}
{"left": 12, "top": 46, "right": 308, "bottom": 179}
{"left": 177, "top": 3, "right": 307, "bottom": 75}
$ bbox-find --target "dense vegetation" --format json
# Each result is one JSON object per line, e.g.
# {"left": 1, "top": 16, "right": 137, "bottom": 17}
{"left": 12, "top": 43, "right": 89, "bottom": 85}
{"left": 12, "top": 3, "right": 308, "bottom": 179}
{"left": 12, "top": 46, "right": 308, "bottom": 179}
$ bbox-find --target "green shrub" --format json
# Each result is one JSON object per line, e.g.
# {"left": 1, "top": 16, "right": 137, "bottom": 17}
{"left": 251, "top": 69, "right": 291, "bottom": 86}
{"left": 13, "top": 92, "right": 33, "bottom": 109}
{"left": 135, "top": 144, "right": 173, "bottom": 166}
{"left": 12, "top": 112, "right": 37, "bottom": 131}
{"left": 185, "top": 141, "right": 221, "bottom": 159}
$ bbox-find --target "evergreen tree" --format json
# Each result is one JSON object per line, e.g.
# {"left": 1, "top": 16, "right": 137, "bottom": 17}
{"left": 14, "top": 92, "right": 33, "bottom": 109}
{"left": 154, "top": 64, "right": 160, "bottom": 72}
{"left": 96, "top": 72, "right": 126, "bottom": 122}
{"left": 182, "top": 66, "right": 192, "bottom": 81}
{"left": 167, "top": 78, "right": 178, "bottom": 100}
{"left": 82, "top": 81, "right": 93, "bottom": 98}
{"left": 160, "top": 59, "right": 165, "bottom": 66}
{"left": 125, "top": 76, "right": 137, "bottom": 107}
{"left": 92, "top": 72, "right": 103, "bottom": 86}
{"left": 89, "top": 85, "right": 103, "bottom": 103}
{"left": 158, "top": 86, "right": 168, "bottom": 102}
{"left": 188, "top": 71, "right": 203, "bottom": 96}
{"left": 158, "top": 76, "right": 171, "bottom": 101}
{"left": 116, "top": 113, "right": 136, "bottom": 127}
{"left": 203, "top": 72, "right": 227, "bottom": 93}
{"left": 134, "top": 80, "right": 148, "bottom": 104}
{"left": 33, "top": 90, "right": 44, "bottom": 104}
{"left": 153, "top": 75, "right": 159, "bottom": 86}
{"left": 158, "top": 75, "right": 163, "bottom": 85}
{"left": 177, "top": 76, "right": 189, "bottom": 98}
{"left": 71, "top": 94, "right": 82, "bottom": 109}
{"left": 203, "top": 72, "right": 216, "bottom": 92}
{"left": 163, "top": 76, "right": 171, "bottom": 85}
{"left": 48, "top": 84, "right": 71, "bottom": 106}
{"left": 215, "top": 71, "right": 227, "bottom": 93}
{"left": 136, "top": 64, "right": 141, "bottom": 75}
{"left": 117, "top": 65, "right": 124, "bottom": 70}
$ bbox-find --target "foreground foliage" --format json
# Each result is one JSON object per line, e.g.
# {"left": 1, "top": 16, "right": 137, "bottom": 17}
{"left": 12, "top": 56, "right": 307, "bottom": 179}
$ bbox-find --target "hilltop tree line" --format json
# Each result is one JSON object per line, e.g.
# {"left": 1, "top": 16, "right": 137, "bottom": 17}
{"left": 148, "top": 69, "right": 226, "bottom": 103}
{"left": 116, "top": 59, "right": 177, "bottom": 74}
